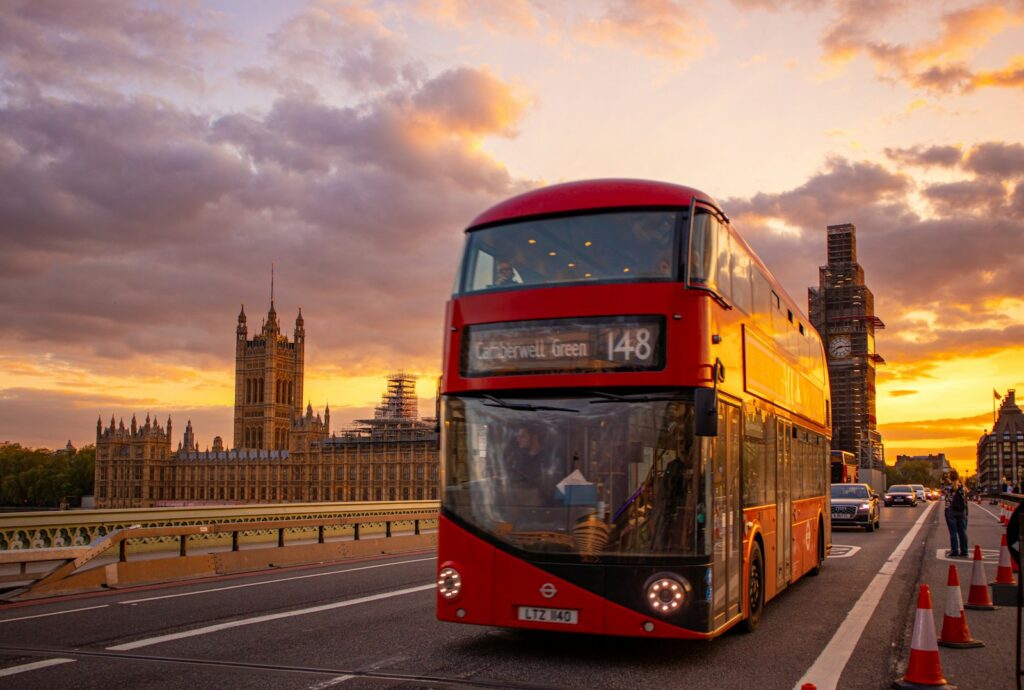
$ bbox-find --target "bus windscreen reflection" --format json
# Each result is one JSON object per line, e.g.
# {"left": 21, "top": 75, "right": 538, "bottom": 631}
{"left": 443, "top": 395, "right": 707, "bottom": 558}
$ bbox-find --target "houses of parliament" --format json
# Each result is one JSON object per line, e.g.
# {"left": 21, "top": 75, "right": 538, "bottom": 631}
{"left": 94, "top": 297, "right": 438, "bottom": 508}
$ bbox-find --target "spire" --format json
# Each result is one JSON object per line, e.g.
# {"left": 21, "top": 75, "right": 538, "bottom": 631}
{"left": 296, "top": 307, "right": 304, "bottom": 327}
{"left": 238, "top": 303, "right": 246, "bottom": 323}
{"left": 271, "top": 262, "right": 275, "bottom": 309}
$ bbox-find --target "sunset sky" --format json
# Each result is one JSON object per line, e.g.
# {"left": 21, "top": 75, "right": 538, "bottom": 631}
{"left": 1, "top": 0, "right": 1022, "bottom": 475}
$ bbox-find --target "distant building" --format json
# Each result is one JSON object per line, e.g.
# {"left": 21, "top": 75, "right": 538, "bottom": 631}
{"left": 977, "top": 390, "right": 1024, "bottom": 492}
{"left": 94, "top": 298, "right": 438, "bottom": 508}
{"left": 808, "top": 223, "right": 886, "bottom": 473}
{"left": 895, "top": 453, "right": 951, "bottom": 480}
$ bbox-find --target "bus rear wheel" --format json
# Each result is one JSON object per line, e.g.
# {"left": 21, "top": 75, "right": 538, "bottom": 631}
{"left": 738, "top": 543, "right": 764, "bottom": 634}
{"left": 808, "top": 518, "right": 825, "bottom": 576}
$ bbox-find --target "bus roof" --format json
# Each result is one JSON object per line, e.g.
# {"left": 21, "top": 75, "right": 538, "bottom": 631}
{"left": 468, "top": 179, "right": 720, "bottom": 229}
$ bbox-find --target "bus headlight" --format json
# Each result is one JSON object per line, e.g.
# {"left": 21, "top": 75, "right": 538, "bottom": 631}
{"left": 645, "top": 574, "right": 688, "bottom": 614}
{"left": 438, "top": 567, "right": 462, "bottom": 601}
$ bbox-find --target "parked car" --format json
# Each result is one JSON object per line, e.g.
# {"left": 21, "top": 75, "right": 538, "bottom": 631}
{"left": 910, "top": 484, "right": 927, "bottom": 502}
{"left": 885, "top": 484, "right": 918, "bottom": 506}
{"left": 831, "top": 483, "right": 881, "bottom": 531}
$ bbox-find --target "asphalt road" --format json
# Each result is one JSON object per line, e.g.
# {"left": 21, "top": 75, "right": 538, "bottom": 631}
{"left": 0, "top": 501, "right": 1017, "bottom": 690}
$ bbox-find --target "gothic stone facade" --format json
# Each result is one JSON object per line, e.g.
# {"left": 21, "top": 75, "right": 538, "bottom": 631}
{"left": 94, "top": 302, "right": 438, "bottom": 508}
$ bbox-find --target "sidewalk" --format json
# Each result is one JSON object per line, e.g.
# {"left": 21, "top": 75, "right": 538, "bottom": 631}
{"left": 906, "top": 500, "right": 1021, "bottom": 690}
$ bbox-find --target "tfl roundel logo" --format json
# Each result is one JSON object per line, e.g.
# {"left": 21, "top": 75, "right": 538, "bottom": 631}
{"left": 539, "top": 583, "right": 557, "bottom": 599}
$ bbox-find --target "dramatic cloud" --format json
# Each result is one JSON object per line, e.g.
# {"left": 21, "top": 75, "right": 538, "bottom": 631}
{"left": 964, "top": 142, "right": 1024, "bottom": 177}
{"left": 884, "top": 145, "right": 963, "bottom": 168}
{"left": 724, "top": 147, "right": 1024, "bottom": 378}
{"left": 816, "top": 1, "right": 1024, "bottom": 93}
{"left": 414, "top": 0, "right": 714, "bottom": 65}
{"left": 254, "top": 0, "right": 418, "bottom": 93}
{"left": 414, "top": 0, "right": 540, "bottom": 32}
{"left": 576, "top": 0, "right": 714, "bottom": 63}
{"left": 0, "top": 0, "right": 225, "bottom": 97}
{"left": 0, "top": 3, "right": 535, "bottom": 433}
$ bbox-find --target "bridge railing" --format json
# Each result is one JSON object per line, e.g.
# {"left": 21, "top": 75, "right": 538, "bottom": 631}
{"left": 0, "top": 500, "right": 439, "bottom": 551}
{"left": 0, "top": 502, "right": 440, "bottom": 600}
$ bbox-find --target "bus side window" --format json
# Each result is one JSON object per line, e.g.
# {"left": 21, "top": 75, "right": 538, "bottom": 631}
{"left": 731, "top": 242, "right": 752, "bottom": 314}
{"left": 688, "top": 211, "right": 716, "bottom": 288}
{"left": 752, "top": 268, "right": 772, "bottom": 329}
{"left": 715, "top": 223, "right": 732, "bottom": 302}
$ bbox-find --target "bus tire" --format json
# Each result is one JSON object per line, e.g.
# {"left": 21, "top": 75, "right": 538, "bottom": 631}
{"left": 808, "top": 518, "right": 825, "bottom": 576}
{"left": 738, "top": 542, "right": 764, "bottom": 634}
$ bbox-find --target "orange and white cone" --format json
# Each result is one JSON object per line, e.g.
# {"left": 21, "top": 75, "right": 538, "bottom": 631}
{"left": 965, "top": 545, "right": 997, "bottom": 610}
{"left": 1000, "top": 503, "right": 1008, "bottom": 525}
{"left": 938, "top": 565, "right": 983, "bottom": 648}
{"left": 893, "top": 585, "right": 952, "bottom": 689}
{"left": 994, "top": 534, "right": 1016, "bottom": 585}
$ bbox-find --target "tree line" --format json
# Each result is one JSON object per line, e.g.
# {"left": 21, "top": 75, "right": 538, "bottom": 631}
{"left": 0, "top": 442, "right": 94, "bottom": 509}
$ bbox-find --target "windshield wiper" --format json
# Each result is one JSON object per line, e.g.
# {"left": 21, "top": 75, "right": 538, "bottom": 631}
{"left": 481, "top": 395, "right": 578, "bottom": 413}
{"left": 587, "top": 391, "right": 688, "bottom": 404}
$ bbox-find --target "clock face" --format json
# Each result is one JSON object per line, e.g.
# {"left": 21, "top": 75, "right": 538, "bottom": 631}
{"left": 829, "top": 335, "right": 852, "bottom": 358}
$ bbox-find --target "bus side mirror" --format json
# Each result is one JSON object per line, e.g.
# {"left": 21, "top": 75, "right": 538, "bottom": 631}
{"left": 694, "top": 388, "right": 718, "bottom": 437}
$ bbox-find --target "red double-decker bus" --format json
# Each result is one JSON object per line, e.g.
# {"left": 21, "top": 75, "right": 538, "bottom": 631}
{"left": 436, "top": 179, "right": 831, "bottom": 638}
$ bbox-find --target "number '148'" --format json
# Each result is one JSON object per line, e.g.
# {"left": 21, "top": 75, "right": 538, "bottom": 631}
{"left": 607, "top": 328, "right": 652, "bottom": 361}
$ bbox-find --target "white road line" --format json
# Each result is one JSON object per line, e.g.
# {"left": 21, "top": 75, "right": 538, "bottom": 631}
{"left": 108, "top": 583, "right": 435, "bottom": 651}
{"left": 305, "top": 675, "right": 355, "bottom": 689}
{"left": 0, "top": 658, "right": 75, "bottom": 677}
{"left": 0, "top": 604, "right": 109, "bottom": 624}
{"left": 795, "top": 501, "right": 936, "bottom": 690}
{"left": 119, "top": 556, "right": 436, "bottom": 604}
{"left": 973, "top": 503, "right": 999, "bottom": 521}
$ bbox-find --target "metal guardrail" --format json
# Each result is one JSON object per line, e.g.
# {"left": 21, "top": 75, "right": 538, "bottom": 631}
{"left": 0, "top": 508, "right": 439, "bottom": 600}
{"left": 0, "top": 500, "right": 439, "bottom": 550}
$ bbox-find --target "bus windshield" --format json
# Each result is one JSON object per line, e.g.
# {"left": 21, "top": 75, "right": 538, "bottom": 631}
{"left": 443, "top": 394, "right": 707, "bottom": 558}
{"left": 458, "top": 211, "right": 681, "bottom": 293}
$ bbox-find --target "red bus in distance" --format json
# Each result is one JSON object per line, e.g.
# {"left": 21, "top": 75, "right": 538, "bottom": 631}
{"left": 437, "top": 179, "right": 832, "bottom": 638}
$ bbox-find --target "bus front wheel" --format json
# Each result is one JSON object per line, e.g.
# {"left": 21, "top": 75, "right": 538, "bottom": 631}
{"left": 738, "top": 543, "right": 764, "bottom": 634}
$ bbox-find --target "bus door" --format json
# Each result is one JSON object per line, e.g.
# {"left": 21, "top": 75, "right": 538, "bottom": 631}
{"left": 711, "top": 402, "right": 743, "bottom": 628}
{"left": 776, "top": 419, "right": 792, "bottom": 586}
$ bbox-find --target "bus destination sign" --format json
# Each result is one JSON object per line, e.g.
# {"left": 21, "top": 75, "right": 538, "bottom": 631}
{"left": 461, "top": 315, "right": 664, "bottom": 377}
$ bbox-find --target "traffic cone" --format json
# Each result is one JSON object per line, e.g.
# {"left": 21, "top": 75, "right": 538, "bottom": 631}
{"left": 938, "top": 565, "right": 983, "bottom": 648}
{"left": 965, "top": 545, "right": 997, "bottom": 610}
{"left": 892, "top": 585, "right": 952, "bottom": 689}
{"left": 1000, "top": 503, "right": 1008, "bottom": 525}
{"left": 994, "top": 534, "right": 1016, "bottom": 585}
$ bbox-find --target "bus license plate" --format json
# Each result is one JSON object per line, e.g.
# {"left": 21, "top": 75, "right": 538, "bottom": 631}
{"left": 517, "top": 606, "right": 578, "bottom": 625}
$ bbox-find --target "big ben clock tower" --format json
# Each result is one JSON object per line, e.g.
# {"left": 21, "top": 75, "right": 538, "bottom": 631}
{"left": 809, "top": 223, "right": 886, "bottom": 476}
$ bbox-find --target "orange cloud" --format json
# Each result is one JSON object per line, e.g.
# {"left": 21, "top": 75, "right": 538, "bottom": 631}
{"left": 574, "top": 0, "right": 715, "bottom": 64}
{"left": 819, "top": 2, "right": 1024, "bottom": 92}
{"left": 414, "top": 0, "right": 540, "bottom": 32}
{"left": 972, "top": 55, "right": 1024, "bottom": 89}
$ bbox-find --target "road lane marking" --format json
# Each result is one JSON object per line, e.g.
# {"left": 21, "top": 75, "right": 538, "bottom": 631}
{"left": 795, "top": 501, "right": 936, "bottom": 690}
{"left": 108, "top": 583, "right": 435, "bottom": 651}
{"left": 0, "top": 657, "right": 75, "bottom": 677}
{"left": 0, "top": 604, "right": 109, "bottom": 624}
{"left": 827, "top": 545, "right": 861, "bottom": 559}
{"left": 119, "top": 556, "right": 436, "bottom": 604}
{"left": 305, "top": 674, "right": 355, "bottom": 688}
{"left": 973, "top": 503, "right": 999, "bottom": 521}
{"left": 934, "top": 548, "right": 997, "bottom": 563}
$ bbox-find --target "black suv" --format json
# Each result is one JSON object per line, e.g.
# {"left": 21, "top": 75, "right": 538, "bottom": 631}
{"left": 831, "top": 483, "right": 881, "bottom": 531}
